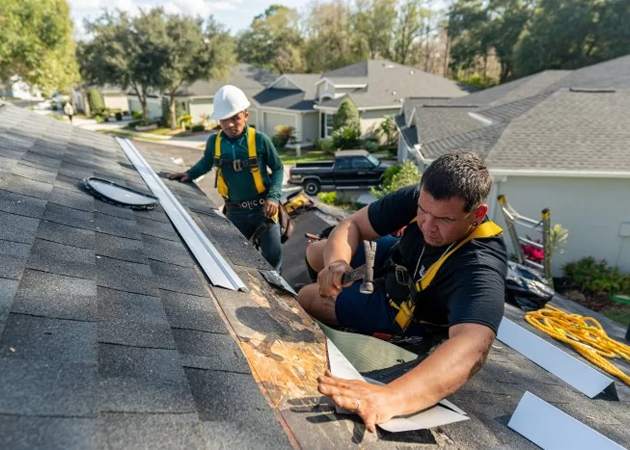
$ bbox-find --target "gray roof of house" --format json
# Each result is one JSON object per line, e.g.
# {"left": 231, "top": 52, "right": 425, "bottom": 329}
{"left": 316, "top": 60, "right": 469, "bottom": 110}
{"left": 0, "top": 103, "right": 292, "bottom": 449}
{"left": 396, "top": 54, "right": 630, "bottom": 172}
{"left": 174, "top": 63, "right": 278, "bottom": 99}
{"left": 253, "top": 74, "right": 321, "bottom": 110}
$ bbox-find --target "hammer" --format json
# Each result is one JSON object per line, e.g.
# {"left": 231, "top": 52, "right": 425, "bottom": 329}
{"left": 341, "top": 241, "right": 377, "bottom": 294}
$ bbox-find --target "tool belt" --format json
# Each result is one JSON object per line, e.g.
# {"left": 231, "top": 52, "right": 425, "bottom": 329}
{"left": 213, "top": 157, "right": 259, "bottom": 172}
{"left": 224, "top": 197, "right": 266, "bottom": 210}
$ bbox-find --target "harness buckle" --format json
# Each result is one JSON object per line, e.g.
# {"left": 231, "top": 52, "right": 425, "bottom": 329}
{"left": 394, "top": 265, "right": 409, "bottom": 286}
{"left": 233, "top": 159, "right": 243, "bottom": 172}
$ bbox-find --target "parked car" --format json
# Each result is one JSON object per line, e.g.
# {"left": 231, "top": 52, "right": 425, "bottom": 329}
{"left": 288, "top": 150, "right": 388, "bottom": 195}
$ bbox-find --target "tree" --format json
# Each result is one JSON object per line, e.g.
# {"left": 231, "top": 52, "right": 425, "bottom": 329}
{"left": 333, "top": 99, "right": 361, "bottom": 132}
{"left": 392, "top": 0, "right": 424, "bottom": 65}
{"left": 161, "top": 15, "right": 235, "bottom": 130}
{"left": 0, "top": 0, "right": 79, "bottom": 97}
{"left": 237, "top": 5, "right": 303, "bottom": 73}
{"left": 371, "top": 161, "right": 421, "bottom": 198}
{"left": 351, "top": 0, "right": 398, "bottom": 59}
{"left": 513, "top": 0, "right": 630, "bottom": 77}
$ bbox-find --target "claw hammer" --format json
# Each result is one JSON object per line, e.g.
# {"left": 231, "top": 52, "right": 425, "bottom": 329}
{"left": 341, "top": 240, "right": 377, "bottom": 294}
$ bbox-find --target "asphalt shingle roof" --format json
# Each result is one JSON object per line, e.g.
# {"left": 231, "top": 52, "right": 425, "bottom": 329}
{"left": 397, "top": 54, "right": 630, "bottom": 172}
{"left": 0, "top": 103, "right": 292, "bottom": 450}
{"left": 174, "top": 63, "right": 278, "bottom": 99}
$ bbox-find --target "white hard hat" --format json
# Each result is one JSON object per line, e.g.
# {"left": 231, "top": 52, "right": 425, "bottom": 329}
{"left": 211, "top": 85, "right": 250, "bottom": 120}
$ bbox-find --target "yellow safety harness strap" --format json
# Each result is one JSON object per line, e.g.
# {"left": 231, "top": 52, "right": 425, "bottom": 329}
{"left": 214, "top": 128, "right": 266, "bottom": 198}
{"left": 415, "top": 221, "right": 503, "bottom": 291}
{"left": 393, "top": 220, "right": 503, "bottom": 331}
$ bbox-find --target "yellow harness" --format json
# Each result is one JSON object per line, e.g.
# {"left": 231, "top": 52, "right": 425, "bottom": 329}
{"left": 392, "top": 221, "right": 503, "bottom": 331}
{"left": 214, "top": 128, "right": 266, "bottom": 198}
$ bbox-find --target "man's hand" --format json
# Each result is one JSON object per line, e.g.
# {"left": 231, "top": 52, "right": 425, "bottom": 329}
{"left": 318, "top": 370, "right": 395, "bottom": 433}
{"left": 167, "top": 172, "right": 190, "bottom": 182}
{"left": 263, "top": 199, "right": 279, "bottom": 219}
{"left": 317, "top": 260, "right": 352, "bottom": 299}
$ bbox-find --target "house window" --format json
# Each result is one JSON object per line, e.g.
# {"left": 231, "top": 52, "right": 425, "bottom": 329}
{"left": 325, "top": 113, "right": 335, "bottom": 138}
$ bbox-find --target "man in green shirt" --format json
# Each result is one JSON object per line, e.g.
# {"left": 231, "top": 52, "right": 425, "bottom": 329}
{"left": 168, "top": 85, "right": 284, "bottom": 272}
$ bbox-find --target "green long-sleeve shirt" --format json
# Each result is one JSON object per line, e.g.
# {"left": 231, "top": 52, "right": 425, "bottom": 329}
{"left": 186, "top": 125, "right": 284, "bottom": 204}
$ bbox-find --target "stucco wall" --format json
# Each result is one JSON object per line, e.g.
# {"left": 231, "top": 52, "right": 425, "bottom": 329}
{"left": 262, "top": 111, "right": 297, "bottom": 137}
{"left": 103, "top": 94, "right": 129, "bottom": 112}
{"left": 360, "top": 108, "right": 400, "bottom": 139}
{"left": 301, "top": 112, "right": 319, "bottom": 142}
{"left": 492, "top": 176, "right": 630, "bottom": 275}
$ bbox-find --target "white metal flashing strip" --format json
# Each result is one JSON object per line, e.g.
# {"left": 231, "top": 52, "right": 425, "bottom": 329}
{"left": 116, "top": 137, "right": 247, "bottom": 291}
{"left": 497, "top": 318, "right": 615, "bottom": 398}
{"left": 508, "top": 392, "right": 625, "bottom": 450}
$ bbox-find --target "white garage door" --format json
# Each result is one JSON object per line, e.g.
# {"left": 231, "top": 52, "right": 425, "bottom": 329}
{"left": 264, "top": 112, "right": 295, "bottom": 137}
{"left": 189, "top": 100, "right": 214, "bottom": 123}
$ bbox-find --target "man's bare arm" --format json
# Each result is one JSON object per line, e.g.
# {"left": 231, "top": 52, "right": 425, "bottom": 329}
{"left": 318, "top": 207, "right": 380, "bottom": 297}
{"left": 318, "top": 323, "right": 495, "bottom": 432}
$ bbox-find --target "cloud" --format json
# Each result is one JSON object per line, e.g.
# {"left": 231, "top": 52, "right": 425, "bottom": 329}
{"left": 162, "top": 0, "right": 242, "bottom": 17}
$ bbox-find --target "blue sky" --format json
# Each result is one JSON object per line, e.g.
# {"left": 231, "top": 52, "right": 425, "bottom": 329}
{"left": 68, "top": 0, "right": 313, "bottom": 37}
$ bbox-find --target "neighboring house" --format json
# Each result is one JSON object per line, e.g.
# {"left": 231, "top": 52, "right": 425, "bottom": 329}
{"left": 72, "top": 85, "right": 131, "bottom": 115}
{"left": 251, "top": 60, "right": 471, "bottom": 145}
{"left": 0, "top": 76, "right": 43, "bottom": 100}
{"left": 252, "top": 73, "right": 321, "bottom": 142}
{"left": 315, "top": 60, "right": 471, "bottom": 140}
{"left": 396, "top": 55, "right": 630, "bottom": 274}
{"left": 172, "top": 63, "right": 278, "bottom": 125}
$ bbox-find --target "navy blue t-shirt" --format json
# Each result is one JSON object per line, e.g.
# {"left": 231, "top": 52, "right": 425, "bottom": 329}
{"left": 367, "top": 185, "right": 508, "bottom": 335}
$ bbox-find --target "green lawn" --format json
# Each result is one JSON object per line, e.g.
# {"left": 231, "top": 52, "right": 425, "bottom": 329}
{"left": 277, "top": 147, "right": 330, "bottom": 165}
{"left": 601, "top": 305, "right": 630, "bottom": 326}
{"left": 96, "top": 129, "right": 166, "bottom": 142}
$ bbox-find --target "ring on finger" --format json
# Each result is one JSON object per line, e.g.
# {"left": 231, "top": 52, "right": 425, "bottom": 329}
{"left": 354, "top": 399, "right": 361, "bottom": 412}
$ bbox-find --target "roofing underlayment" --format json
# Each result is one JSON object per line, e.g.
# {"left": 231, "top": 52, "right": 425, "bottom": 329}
{"left": 1, "top": 103, "right": 629, "bottom": 449}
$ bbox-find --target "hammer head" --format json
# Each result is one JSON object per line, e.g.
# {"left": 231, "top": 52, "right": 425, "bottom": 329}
{"left": 358, "top": 241, "right": 377, "bottom": 294}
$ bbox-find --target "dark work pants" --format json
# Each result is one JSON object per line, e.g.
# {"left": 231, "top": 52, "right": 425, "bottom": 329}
{"left": 227, "top": 207, "right": 282, "bottom": 273}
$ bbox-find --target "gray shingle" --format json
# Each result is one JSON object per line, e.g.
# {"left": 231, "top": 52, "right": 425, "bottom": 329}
{"left": 173, "top": 329, "right": 250, "bottom": 373}
{"left": 0, "top": 415, "right": 96, "bottom": 450}
{"left": 0, "top": 314, "right": 98, "bottom": 416}
{"left": 0, "top": 211, "right": 40, "bottom": 244}
{"left": 0, "top": 278, "right": 19, "bottom": 337}
{"left": 0, "top": 188, "right": 47, "bottom": 219}
{"left": 160, "top": 290, "right": 228, "bottom": 334}
{"left": 98, "top": 344, "right": 196, "bottom": 413}
{"left": 26, "top": 238, "right": 96, "bottom": 280}
{"left": 136, "top": 217, "right": 180, "bottom": 241}
{"left": 95, "top": 232, "right": 148, "bottom": 264}
{"left": 36, "top": 220, "right": 95, "bottom": 250}
{"left": 21, "top": 150, "right": 63, "bottom": 169}
{"left": 43, "top": 203, "right": 95, "bottom": 230}
{"left": 11, "top": 162, "right": 58, "bottom": 184}
{"left": 141, "top": 234, "right": 193, "bottom": 267}
{"left": 49, "top": 187, "right": 95, "bottom": 212}
{"left": 185, "top": 368, "right": 292, "bottom": 448}
{"left": 12, "top": 269, "right": 97, "bottom": 321}
{"left": 96, "top": 256, "right": 158, "bottom": 297}
{"left": 0, "top": 173, "right": 54, "bottom": 199}
{"left": 94, "top": 213, "right": 141, "bottom": 241}
{"left": 0, "top": 239, "right": 30, "bottom": 259}
{"left": 148, "top": 260, "right": 208, "bottom": 297}
{"left": 0, "top": 255, "right": 25, "bottom": 280}
{"left": 97, "top": 287, "right": 175, "bottom": 349}
{"left": 93, "top": 199, "right": 136, "bottom": 220}
{"left": 97, "top": 413, "right": 206, "bottom": 450}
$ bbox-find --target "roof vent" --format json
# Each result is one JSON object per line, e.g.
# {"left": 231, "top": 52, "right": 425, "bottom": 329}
{"left": 83, "top": 177, "right": 159, "bottom": 210}
{"left": 392, "top": 91, "right": 396, "bottom": 96}
{"left": 569, "top": 87, "right": 616, "bottom": 93}
{"left": 384, "top": 64, "right": 395, "bottom": 69}
{"left": 409, "top": 70, "right": 414, "bottom": 75}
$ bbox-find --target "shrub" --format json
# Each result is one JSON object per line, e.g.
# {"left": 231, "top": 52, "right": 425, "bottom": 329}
{"left": 131, "top": 110, "right": 143, "bottom": 120}
{"left": 87, "top": 88, "right": 104, "bottom": 115}
{"left": 115, "top": 112, "right": 123, "bottom": 121}
{"left": 333, "top": 99, "right": 360, "bottom": 132}
{"left": 332, "top": 126, "right": 361, "bottom": 150}
{"left": 364, "top": 140, "right": 379, "bottom": 153}
{"left": 371, "top": 161, "right": 421, "bottom": 198}
{"left": 271, "top": 135, "right": 282, "bottom": 149}
{"left": 51, "top": 103, "right": 59, "bottom": 111}
{"left": 179, "top": 114, "right": 193, "bottom": 129}
{"left": 127, "top": 120, "right": 142, "bottom": 128}
{"left": 379, "top": 115, "right": 398, "bottom": 147}
{"left": 191, "top": 124, "right": 205, "bottom": 132}
{"left": 273, "top": 125, "right": 296, "bottom": 148}
{"left": 563, "top": 257, "right": 630, "bottom": 295}
{"left": 317, "top": 191, "right": 337, "bottom": 205}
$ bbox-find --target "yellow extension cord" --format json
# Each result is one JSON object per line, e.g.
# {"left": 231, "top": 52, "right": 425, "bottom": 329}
{"left": 525, "top": 304, "right": 630, "bottom": 387}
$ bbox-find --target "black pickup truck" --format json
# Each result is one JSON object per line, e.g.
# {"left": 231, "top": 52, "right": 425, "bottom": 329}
{"left": 288, "top": 150, "right": 388, "bottom": 195}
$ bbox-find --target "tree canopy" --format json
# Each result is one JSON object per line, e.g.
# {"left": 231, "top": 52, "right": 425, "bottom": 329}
{"left": 0, "top": 0, "right": 79, "bottom": 96}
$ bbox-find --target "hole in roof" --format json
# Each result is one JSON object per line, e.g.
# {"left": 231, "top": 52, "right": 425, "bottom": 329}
{"left": 83, "top": 177, "right": 159, "bottom": 210}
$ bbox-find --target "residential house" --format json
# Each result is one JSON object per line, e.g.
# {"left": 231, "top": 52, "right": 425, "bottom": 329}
{"left": 72, "top": 85, "right": 132, "bottom": 115}
{"left": 252, "top": 60, "right": 471, "bottom": 145}
{"left": 251, "top": 73, "right": 321, "bottom": 142}
{"left": 0, "top": 76, "right": 43, "bottom": 101}
{"left": 172, "top": 63, "right": 278, "bottom": 124}
{"left": 396, "top": 55, "right": 630, "bottom": 274}
{"left": 1, "top": 100, "right": 629, "bottom": 448}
